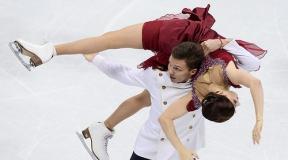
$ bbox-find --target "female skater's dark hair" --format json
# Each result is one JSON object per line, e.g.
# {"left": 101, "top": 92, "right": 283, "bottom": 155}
{"left": 201, "top": 92, "right": 235, "bottom": 123}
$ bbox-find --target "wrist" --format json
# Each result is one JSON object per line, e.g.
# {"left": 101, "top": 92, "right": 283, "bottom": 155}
{"left": 218, "top": 37, "right": 223, "bottom": 49}
{"left": 256, "top": 118, "right": 263, "bottom": 123}
{"left": 222, "top": 38, "right": 233, "bottom": 47}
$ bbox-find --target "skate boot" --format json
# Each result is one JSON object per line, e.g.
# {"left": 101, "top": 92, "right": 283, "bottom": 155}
{"left": 8, "top": 39, "right": 56, "bottom": 71}
{"left": 76, "top": 122, "right": 113, "bottom": 160}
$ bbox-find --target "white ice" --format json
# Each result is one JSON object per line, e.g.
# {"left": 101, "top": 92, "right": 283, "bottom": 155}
{"left": 0, "top": 0, "right": 287, "bottom": 160}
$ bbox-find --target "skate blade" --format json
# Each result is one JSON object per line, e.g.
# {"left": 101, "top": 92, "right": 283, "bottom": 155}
{"left": 76, "top": 132, "right": 100, "bottom": 160}
{"left": 8, "top": 42, "right": 32, "bottom": 71}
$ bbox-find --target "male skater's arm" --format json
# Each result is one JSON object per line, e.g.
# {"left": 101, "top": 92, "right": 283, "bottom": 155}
{"left": 91, "top": 55, "right": 154, "bottom": 88}
{"left": 203, "top": 38, "right": 261, "bottom": 71}
{"left": 223, "top": 39, "right": 261, "bottom": 71}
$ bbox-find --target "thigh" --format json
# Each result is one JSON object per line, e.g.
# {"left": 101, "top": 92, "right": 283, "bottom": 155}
{"left": 102, "top": 23, "right": 144, "bottom": 49}
{"left": 130, "top": 152, "right": 150, "bottom": 160}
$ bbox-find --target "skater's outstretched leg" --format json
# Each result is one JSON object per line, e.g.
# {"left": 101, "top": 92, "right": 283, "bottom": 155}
{"left": 56, "top": 23, "right": 143, "bottom": 55}
{"left": 10, "top": 23, "right": 144, "bottom": 70}
{"left": 80, "top": 90, "right": 150, "bottom": 160}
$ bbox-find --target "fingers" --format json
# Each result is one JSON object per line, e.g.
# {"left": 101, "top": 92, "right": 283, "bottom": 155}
{"left": 191, "top": 153, "right": 199, "bottom": 159}
{"left": 253, "top": 123, "right": 263, "bottom": 145}
{"left": 83, "top": 53, "right": 97, "bottom": 62}
{"left": 200, "top": 42, "right": 208, "bottom": 54}
{"left": 253, "top": 131, "right": 261, "bottom": 144}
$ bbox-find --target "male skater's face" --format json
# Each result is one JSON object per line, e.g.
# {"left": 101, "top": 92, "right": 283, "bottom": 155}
{"left": 168, "top": 56, "right": 196, "bottom": 83}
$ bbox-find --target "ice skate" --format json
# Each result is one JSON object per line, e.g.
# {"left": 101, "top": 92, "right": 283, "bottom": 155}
{"left": 76, "top": 122, "right": 113, "bottom": 160}
{"left": 76, "top": 132, "right": 99, "bottom": 160}
{"left": 8, "top": 39, "right": 56, "bottom": 71}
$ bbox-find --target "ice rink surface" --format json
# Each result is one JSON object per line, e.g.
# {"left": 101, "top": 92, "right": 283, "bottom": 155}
{"left": 0, "top": 0, "right": 288, "bottom": 159}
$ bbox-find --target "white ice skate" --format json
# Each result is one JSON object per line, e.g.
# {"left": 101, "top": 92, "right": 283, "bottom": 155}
{"left": 76, "top": 122, "right": 113, "bottom": 160}
{"left": 8, "top": 39, "right": 56, "bottom": 71}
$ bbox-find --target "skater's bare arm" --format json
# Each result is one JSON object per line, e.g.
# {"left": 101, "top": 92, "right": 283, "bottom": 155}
{"left": 159, "top": 93, "right": 199, "bottom": 160}
{"left": 226, "top": 62, "right": 264, "bottom": 144}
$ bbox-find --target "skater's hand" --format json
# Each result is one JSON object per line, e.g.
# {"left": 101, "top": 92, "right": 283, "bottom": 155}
{"left": 179, "top": 148, "right": 199, "bottom": 160}
{"left": 201, "top": 39, "right": 221, "bottom": 56}
{"left": 252, "top": 119, "right": 263, "bottom": 144}
{"left": 201, "top": 38, "right": 232, "bottom": 56}
{"left": 83, "top": 53, "right": 97, "bottom": 62}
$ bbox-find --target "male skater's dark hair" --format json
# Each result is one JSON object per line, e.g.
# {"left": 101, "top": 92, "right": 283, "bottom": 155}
{"left": 171, "top": 41, "right": 205, "bottom": 70}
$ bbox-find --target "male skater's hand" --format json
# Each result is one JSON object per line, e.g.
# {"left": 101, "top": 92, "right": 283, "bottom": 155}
{"left": 179, "top": 148, "right": 199, "bottom": 160}
{"left": 252, "top": 119, "right": 263, "bottom": 144}
{"left": 83, "top": 53, "right": 97, "bottom": 62}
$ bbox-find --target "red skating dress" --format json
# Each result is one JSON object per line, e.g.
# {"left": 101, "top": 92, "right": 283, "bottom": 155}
{"left": 140, "top": 4, "right": 267, "bottom": 111}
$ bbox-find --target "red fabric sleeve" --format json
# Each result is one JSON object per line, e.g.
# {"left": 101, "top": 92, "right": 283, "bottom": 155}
{"left": 236, "top": 40, "right": 267, "bottom": 59}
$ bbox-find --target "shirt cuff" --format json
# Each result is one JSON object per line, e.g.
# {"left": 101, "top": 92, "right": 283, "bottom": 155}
{"left": 92, "top": 55, "right": 105, "bottom": 64}
{"left": 223, "top": 39, "right": 238, "bottom": 50}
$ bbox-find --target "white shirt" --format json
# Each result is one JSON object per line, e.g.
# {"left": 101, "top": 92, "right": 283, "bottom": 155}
{"left": 224, "top": 40, "right": 260, "bottom": 71}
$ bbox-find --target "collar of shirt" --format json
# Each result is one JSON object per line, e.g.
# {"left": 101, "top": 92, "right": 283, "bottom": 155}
{"left": 156, "top": 70, "right": 192, "bottom": 89}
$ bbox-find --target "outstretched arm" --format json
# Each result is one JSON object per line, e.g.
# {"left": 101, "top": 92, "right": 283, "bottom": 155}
{"left": 226, "top": 61, "right": 264, "bottom": 144}
{"left": 91, "top": 55, "right": 153, "bottom": 88}
{"left": 159, "top": 92, "right": 199, "bottom": 160}
{"left": 202, "top": 38, "right": 261, "bottom": 71}
{"left": 223, "top": 40, "right": 261, "bottom": 71}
